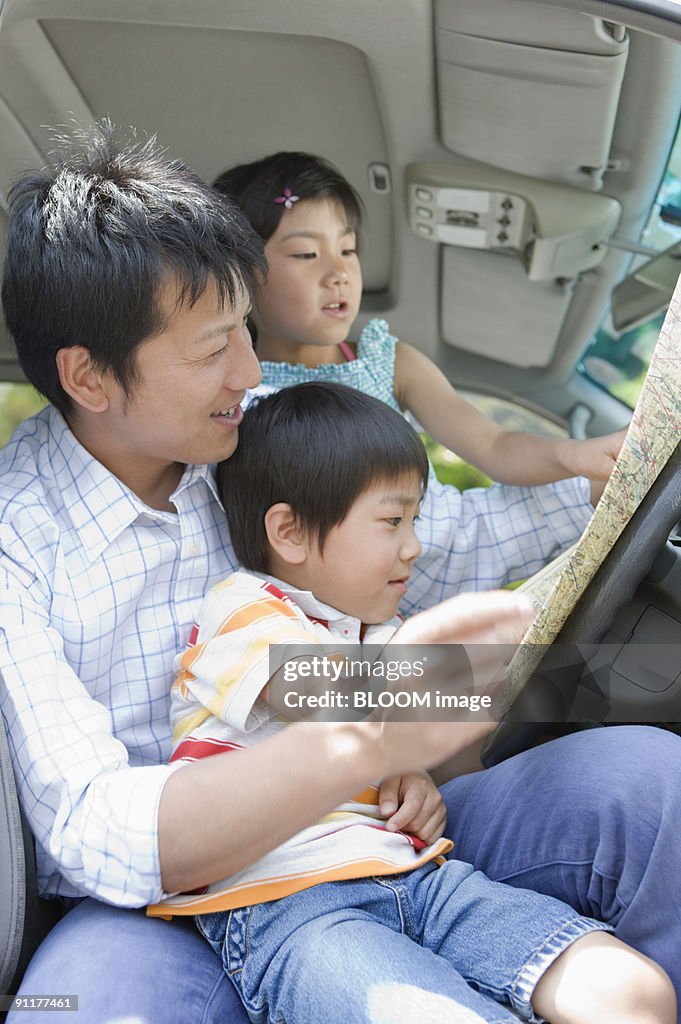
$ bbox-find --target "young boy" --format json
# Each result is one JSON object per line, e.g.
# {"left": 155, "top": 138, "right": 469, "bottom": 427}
{"left": 150, "top": 382, "right": 674, "bottom": 1024}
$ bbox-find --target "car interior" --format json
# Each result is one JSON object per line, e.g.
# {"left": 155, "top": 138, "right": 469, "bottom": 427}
{"left": 1, "top": 0, "right": 681, "bottom": 1008}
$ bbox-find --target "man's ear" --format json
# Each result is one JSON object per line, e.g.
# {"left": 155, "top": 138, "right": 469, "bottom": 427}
{"left": 56, "top": 346, "right": 110, "bottom": 414}
{"left": 264, "top": 503, "right": 309, "bottom": 566}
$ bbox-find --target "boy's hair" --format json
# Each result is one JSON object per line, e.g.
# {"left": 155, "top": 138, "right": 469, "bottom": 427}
{"left": 214, "top": 151, "right": 363, "bottom": 246}
{"left": 217, "top": 382, "right": 429, "bottom": 573}
{"left": 1, "top": 120, "right": 266, "bottom": 417}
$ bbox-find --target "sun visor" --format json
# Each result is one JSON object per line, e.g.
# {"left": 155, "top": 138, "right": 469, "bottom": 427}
{"left": 434, "top": 0, "right": 629, "bottom": 189}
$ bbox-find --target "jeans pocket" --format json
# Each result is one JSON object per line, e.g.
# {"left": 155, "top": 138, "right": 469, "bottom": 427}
{"left": 226, "top": 906, "right": 275, "bottom": 1022}
{"left": 226, "top": 906, "right": 253, "bottom": 978}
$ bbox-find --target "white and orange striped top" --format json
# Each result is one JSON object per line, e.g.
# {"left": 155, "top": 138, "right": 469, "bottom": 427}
{"left": 147, "top": 571, "right": 452, "bottom": 916}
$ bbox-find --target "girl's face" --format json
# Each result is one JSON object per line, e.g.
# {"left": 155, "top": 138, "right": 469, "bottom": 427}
{"left": 251, "top": 197, "right": 363, "bottom": 362}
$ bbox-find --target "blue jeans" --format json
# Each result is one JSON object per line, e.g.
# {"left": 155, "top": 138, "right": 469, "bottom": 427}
{"left": 8, "top": 726, "right": 681, "bottom": 1024}
{"left": 198, "top": 861, "right": 605, "bottom": 1023}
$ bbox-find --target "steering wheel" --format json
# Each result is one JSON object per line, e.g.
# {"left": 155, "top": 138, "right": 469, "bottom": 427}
{"left": 481, "top": 440, "right": 681, "bottom": 767}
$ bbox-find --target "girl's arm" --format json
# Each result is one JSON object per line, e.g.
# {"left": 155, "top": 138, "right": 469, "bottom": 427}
{"left": 394, "top": 341, "right": 626, "bottom": 487}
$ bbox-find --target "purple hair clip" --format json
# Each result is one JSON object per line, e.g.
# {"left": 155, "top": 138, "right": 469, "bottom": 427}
{"left": 274, "top": 187, "right": 300, "bottom": 210}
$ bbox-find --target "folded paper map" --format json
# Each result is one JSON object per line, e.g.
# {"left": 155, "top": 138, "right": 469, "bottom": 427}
{"left": 505, "top": 274, "right": 681, "bottom": 709}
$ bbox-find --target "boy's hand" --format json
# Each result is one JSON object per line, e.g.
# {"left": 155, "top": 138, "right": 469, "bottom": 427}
{"left": 352, "top": 591, "right": 535, "bottom": 783}
{"left": 379, "top": 772, "right": 446, "bottom": 845}
{"left": 393, "top": 589, "right": 535, "bottom": 647}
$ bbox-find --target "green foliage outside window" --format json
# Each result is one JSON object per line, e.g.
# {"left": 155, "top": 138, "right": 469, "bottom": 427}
{"left": 421, "top": 433, "right": 492, "bottom": 491}
{"left": 0, "top": 383, "right": 494, "bottom": 493}
{"left": 0, "top": 383, "right": 46, "bottom": 447}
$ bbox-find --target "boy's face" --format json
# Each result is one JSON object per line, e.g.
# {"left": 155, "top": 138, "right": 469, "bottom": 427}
{"left": 300, "top": 472, "right": 422, "bottom": 624}
{"left": 252, "top": 197, "right": 363, "bottom": 359}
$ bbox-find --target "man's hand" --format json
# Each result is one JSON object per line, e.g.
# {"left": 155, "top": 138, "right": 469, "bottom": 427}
{"left": 379, "top": 772, "right": 446, "bottom": 845}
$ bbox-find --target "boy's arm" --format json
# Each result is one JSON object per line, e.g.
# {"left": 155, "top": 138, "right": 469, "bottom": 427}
{"left": 394, "top": 341, "right": 625, "bottom": 488}
{"left": 171, "top": 577, "right": 326, "bottom": 739}
{"left": 159, "top": 589, "right": 534, "bottom": 893}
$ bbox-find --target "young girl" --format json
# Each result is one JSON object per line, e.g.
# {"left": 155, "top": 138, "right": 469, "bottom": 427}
{"left": 214, "top": 152, "right": 625, "bottom": 614}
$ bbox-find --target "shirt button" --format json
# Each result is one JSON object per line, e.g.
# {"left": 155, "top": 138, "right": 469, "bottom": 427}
{"left": 188, "top": 543, "right": 200, "bottom": 557}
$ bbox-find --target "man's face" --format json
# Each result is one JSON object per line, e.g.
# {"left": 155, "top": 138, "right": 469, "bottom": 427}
{"left": 96, "top": 279, "right": 261, "bottom": 490}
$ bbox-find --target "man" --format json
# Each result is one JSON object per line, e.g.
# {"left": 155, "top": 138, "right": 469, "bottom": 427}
{"left": 1, "top": 123, "right": 680, "bottom": 1022}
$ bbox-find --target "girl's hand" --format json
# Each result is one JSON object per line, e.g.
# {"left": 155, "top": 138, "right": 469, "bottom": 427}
{"left": 379, "top": 772, "right": 447, "bottom": 845}
{"left": 562, "top": 427, "right": 628, "bottom": 482}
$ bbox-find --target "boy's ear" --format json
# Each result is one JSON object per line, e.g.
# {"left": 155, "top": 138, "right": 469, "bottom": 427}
{"left": 264, "top": 503, "right": 309, "bottom": 565}
{"left": 56, "top": 346, "right": 111, "bottom": 414}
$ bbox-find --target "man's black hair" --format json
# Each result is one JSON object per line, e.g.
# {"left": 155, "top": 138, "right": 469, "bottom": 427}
{"left": 214, "top": 151, "right": 363, "bottom": 246}
{"left": 217, "top": 381, "right": 429, "bottom": 573}
{"left": 1, "top": 120, "right": 267, "bottom": 417}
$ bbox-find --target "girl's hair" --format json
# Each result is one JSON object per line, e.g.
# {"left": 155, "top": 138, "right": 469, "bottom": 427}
{"left": 217, "top": 382, "right": 428, "bottom": 574}
{"left": 214, "top": 151, "right": 364, "bottom": 245}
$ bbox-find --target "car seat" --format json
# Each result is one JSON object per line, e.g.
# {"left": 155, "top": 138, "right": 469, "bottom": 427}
{"left": 0, "top": 711, "right": 62, "bottom": 1018}
{"left": 0, "top": 709, "right": 27, "bottom": 1001}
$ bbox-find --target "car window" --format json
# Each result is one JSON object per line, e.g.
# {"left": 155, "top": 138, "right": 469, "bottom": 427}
{"left": 0, "top": 383, "right": 46, "bottom": 447}
{"left": 581, "top": 115, "right": 681, "bottom": 408}
{"left": 0, "top": 378, "right": 560, "bottom": 495}
{"left": 424, "top": 391, "right": 566, "bottom": 491}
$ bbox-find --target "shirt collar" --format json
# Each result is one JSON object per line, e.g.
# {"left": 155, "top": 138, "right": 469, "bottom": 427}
{"left": 253, "top": 573, "right": 402, "bottom": 643}
{"left": 253, "top": 572, "right": 408, "bottom": 645}
{"left": 175, "top": 461, "right": 224, "bottom": 508}
{"left": 48, "top": 407, "right": 218, "bottom": 562}
{"left": 256, "top": 572, "right": 357, "bottom": 626}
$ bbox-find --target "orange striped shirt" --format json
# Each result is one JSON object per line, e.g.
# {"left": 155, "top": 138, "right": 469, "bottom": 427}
{"left": 147, "top": 572, "right": 451, "bottom": 917}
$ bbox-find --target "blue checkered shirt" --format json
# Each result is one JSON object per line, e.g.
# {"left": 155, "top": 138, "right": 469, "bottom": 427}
{"left": 0, "top": 407, "right": 238, "bottom": 905}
